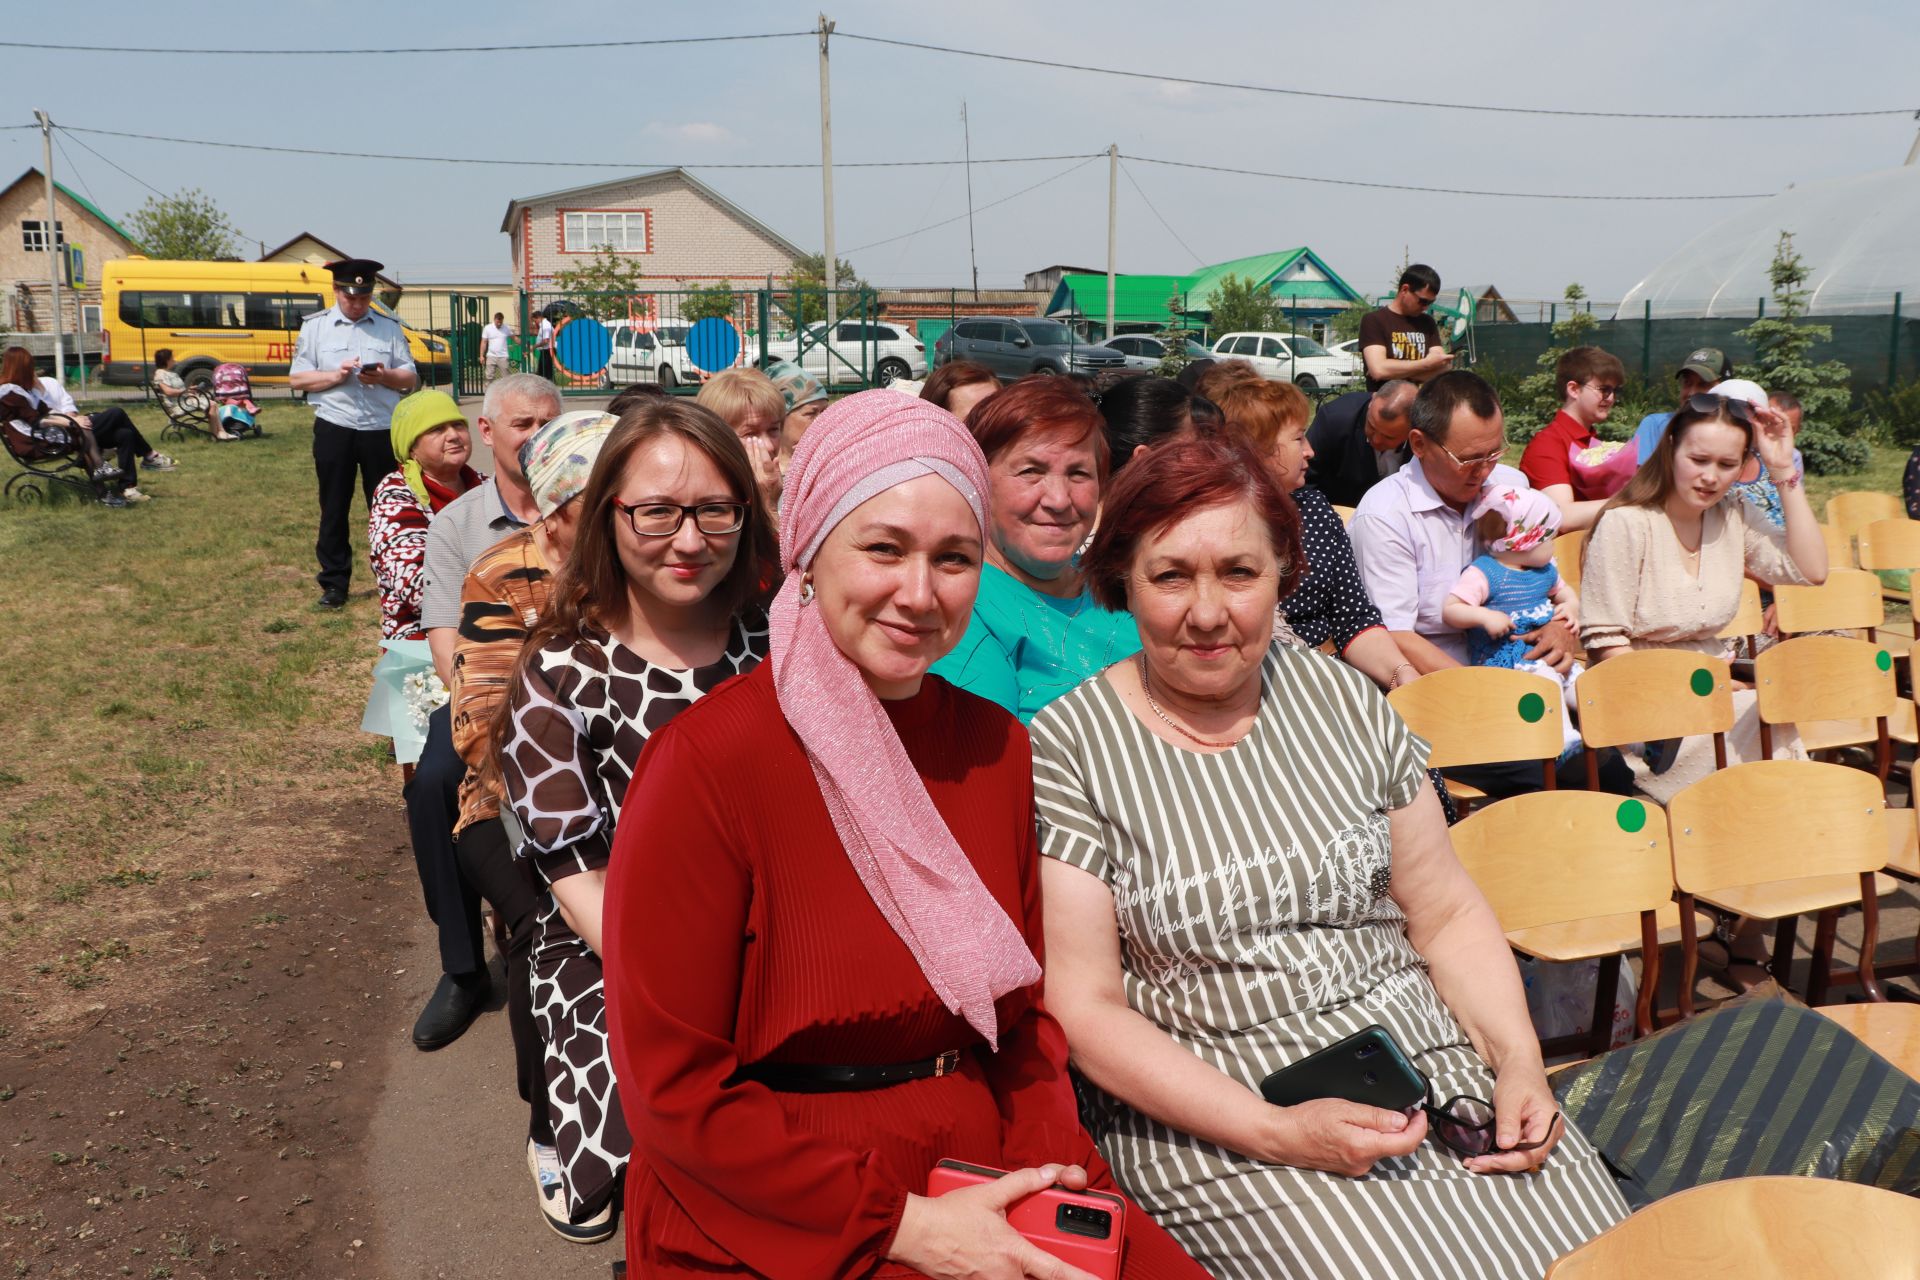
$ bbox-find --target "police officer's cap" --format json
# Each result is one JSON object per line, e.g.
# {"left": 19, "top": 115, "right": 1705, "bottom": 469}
{"left": 325, "top": 258, "right": 384, "bottom": 296}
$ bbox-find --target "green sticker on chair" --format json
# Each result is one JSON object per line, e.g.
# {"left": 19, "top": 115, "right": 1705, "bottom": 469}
{"left": 1617, "top": 799, "right": 1648, "bottom": 833}
{"left": 1690, "top": 668, "right": 1714, "bottom": 696}
{"left": 1517, "top": 692, "right": 1547, "bottom": 723}
{"left": 1877, "top": 649, "right": 1893, "bottom": 671}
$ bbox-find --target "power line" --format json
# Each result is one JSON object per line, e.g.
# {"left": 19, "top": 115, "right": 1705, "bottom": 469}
{"left": 49, "top": 130, "right": 99, "bottom": 208}
{"left": 833, "top": 32, "right": 1914, "bottom": 122}
{"left": 0, "top": 31, "right": 812, "bottom": 56}
{"left": 844, "top": 156, "right": 1101, "bottom": 255}
{"left": 57, "top": 127, "right": 262, "bottom": 242}
{"left": 1119, "top": 160, "right": 1204, "bottom": 269}
{"left": 56, "top": 125, "right": 1098, "bottom": 171}
{"left": 1126, "top": 154, "right": 1771, "bottom": 202}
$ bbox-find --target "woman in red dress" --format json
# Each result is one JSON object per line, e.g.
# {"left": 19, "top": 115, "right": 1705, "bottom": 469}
{"left": 602, "top": 390, "right": 1210, "bottom": 1279}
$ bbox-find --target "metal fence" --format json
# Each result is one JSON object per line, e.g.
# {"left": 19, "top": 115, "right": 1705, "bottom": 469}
{"left": 438, "top": 286, "right": 888, "bottom": 399}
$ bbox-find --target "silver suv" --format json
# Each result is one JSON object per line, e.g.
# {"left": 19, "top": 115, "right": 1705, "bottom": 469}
{"left": 935, "top": 317, "right": 1125, "bottom": 379}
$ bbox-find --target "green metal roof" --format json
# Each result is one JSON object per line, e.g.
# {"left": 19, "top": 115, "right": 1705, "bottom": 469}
{"left": 54, "top": 180, "right": 135, "bottom": 246}
{"left": 1185, "top": 247, "right": 1364, "bottom": 312}
{"left": 1045, "top": 273, "right": 1196, "bottom": 325}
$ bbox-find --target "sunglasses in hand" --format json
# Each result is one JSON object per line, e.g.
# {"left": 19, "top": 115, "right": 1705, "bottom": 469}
{"left": 1420, "top": 1090, "right": 1563, "bottom": 1158}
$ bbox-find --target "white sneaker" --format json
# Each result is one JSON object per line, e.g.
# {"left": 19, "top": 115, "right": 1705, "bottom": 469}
{"left": 525, "top": 1138, "right": 614, "bottom": 1244}
{"left": 121, "top": 487, "right": 152, "bottom": 503}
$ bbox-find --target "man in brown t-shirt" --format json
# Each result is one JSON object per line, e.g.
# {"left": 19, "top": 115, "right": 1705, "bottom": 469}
{"left": 1358, "top": 263, "right": 1454, "bottom": 391}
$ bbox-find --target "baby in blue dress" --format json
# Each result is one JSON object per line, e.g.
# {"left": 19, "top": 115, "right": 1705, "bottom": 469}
{"left": 1442, "top": 484, "right": 1583, "bottom": 755}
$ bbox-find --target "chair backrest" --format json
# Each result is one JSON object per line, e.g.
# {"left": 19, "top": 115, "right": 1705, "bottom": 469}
{"left": 1576, "top": 650, "right": 1735, "bottom": 750}
{"left": 1827, "top": 490, "right": 1905, "bottom": 555}
{"left": 1555, "top": 527, "right": 1586, "bottom": 597}
{"left": 1820, "top": 521, "right": 1856, "bottom": 568}
{"left": 1752, "top": 634, "right": 1898, "bottom": 727}
{"left": 1387, "top": 667, "right": 1564, "bottom": 771}
{"left": 1543, "top": 1175, "right": 1920, "bottom": 1278}
{"left": 1773, "top": 568, "right": 1885, "bottom": 635}
{"left": 1333, "top": 504, "right": 1356, "bottom": 526}
{"left": 1667, "top": 759, "right": 1884, "bottom": 895}
{"left": 1716, "top": 578, "right": 1764, "bottom": 642}
{"left": 1856, "top": 517, "right": 1920, "bottom": 572}
{"left": 1450, "top": 791, "right": 1674, "bottom": 932}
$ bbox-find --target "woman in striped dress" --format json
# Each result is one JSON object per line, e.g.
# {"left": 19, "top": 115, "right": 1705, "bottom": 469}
{"left": 1030, "top": 432, "right": 1628, "bottom": 1280}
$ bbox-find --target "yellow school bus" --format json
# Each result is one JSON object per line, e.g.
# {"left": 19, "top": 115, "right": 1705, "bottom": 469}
{"left": 100, "top": 258, "right": 450, "bottom": 388}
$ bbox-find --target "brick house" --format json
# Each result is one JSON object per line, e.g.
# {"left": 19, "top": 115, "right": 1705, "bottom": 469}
{"left": 0, "top": 167, "right": 137, "bottom": 335}
{"left": 501, "top": 168, "right": 806, "bottom": 298}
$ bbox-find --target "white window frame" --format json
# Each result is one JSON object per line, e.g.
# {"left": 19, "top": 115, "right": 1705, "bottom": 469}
{"left": 21, "top": 219, "right": 65, "bottom": 253}
{"left": 80, "top": 303, "right": 102, "bottom": 332}
{"left": 561, "top": 209, "right": 650, "bottom": 254}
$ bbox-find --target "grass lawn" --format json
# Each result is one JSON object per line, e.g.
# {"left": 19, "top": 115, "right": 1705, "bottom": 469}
{"left": 0, "top": 400, "right": 397, "bottom": 982}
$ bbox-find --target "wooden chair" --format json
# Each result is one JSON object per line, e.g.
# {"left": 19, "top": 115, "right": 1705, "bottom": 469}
{"left": 1449, "top": 790, "right": 1695, "bottom": 1055}
{"left": 1856, "top": 515, "right": 1920, "bottom": 605}
{"left": 1543, "top": 1176, "right": 1920, "bottom": 1278}
{"left": 1716, "top": 579, "right": 1765, "bottom": 656}
{"left": 1820, "top": 521, "right": 1857, "bottom": 571}
{"left": 1818, "top": 1003, "right": 1920, "bottom": 1082}
{"left": 1388, "top": 667, "right": 1563, "bottom": 816}
{"left": 1668, "top": 759, "right": 1894, "bottom": 1014}
{"left": 1827, "top": 490, "right": 1905, "bottom": 566}
{"left": 1753, "top": 634, "right": 1900, "bottom": 782}
{"left": 1332, "top": 503, "right": 1356, "bottom": 526}
{"left": 1554, "top": 527, "right": 1586, "bottom": 598}
{"left": 1773, "top": 568, "right": 1886, "bottom": 639}
{"left": 1575, "top": 650, "right": 1734, "bottom": 791}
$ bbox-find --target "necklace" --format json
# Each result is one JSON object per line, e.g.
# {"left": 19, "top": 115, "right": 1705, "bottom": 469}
{"left": 1137, "top": 654, "right": 1246, "bottom": 749}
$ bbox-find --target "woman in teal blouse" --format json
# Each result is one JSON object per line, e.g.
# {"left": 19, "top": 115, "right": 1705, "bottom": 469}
{"left": 931, "top": 376, "right": 1141, "bottom": 721}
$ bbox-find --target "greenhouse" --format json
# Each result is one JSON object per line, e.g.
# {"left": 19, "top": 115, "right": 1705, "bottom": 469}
{"left": 1614, "top": 164, "right": 1920, "bottom": 320}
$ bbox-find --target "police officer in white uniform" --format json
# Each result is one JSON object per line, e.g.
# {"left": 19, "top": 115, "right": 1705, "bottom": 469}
{"left": 290, "top": 258, "right": 418, "bottom": 608}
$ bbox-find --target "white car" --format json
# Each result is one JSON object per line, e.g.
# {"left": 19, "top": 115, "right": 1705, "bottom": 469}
{"left": 602, "top": 319, "right": 708, "bottom": 388}
{"left": 1094, "top": 334, "right": 1212, "bottom": 371}
{"left": 1328, "top": 339, "right": 1365, "bottom": 377}
{"left": 763, "top": 319, "right": 926, "bottom": 386}
{"left": 1209, "top": 331, "right": 1358, "bottom": 391}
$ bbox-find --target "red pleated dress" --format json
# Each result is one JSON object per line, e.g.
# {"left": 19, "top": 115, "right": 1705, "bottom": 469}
{"left": 601, "top": 662, "right": 1210, "bottom": 1279}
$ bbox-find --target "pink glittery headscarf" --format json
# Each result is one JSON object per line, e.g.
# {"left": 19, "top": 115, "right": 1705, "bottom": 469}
{"left": 771, "top": 389, "right": 1040, "bottom": 1047}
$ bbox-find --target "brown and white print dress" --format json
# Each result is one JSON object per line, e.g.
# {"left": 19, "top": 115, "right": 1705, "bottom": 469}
{"left": 499, "top": 608, "right": 768, "bottom": 1221}
{"left": 1028, "top": 641, "right": 1629, "bottom": 1280}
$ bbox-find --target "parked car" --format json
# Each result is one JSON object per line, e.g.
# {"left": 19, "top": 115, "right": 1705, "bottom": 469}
{"left": 934, "top": 316, "right": 1127, "bottom": 380}
{"left": 763, "top": 319, "right": 926, "bottom": 386}
{"left": 1094, "top": 334, "right": 1212, "bottom": 371}
{"left": 603, "top": 319, "right": 708, "bottom": 388}
{"left": 1328, "top": 338, "right": 1365, "bottom": 377}
{"left": 1208, "top": 331, "right": 1358, "bottom": 391}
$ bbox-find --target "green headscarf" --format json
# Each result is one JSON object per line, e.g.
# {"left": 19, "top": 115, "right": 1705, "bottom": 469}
{"left": 390, "top": 390, "right": 466, "bottom": 506}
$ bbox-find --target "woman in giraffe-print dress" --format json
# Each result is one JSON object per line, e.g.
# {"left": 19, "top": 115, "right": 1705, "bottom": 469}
{"left": 497, "top": 399, "right": 776, "bottom": 1230}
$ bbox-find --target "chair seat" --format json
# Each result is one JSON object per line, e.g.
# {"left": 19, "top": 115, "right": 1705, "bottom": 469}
{"left": 1796, "top": 700, "right": 1919, "bottom": 752}
{"left": 1507, "top": 904, "right": 1716, "bottom": 963}
{"left": 1816, "top": 1004, "right": 1920, "bottom": 1081}
{"left": 1698, "top": 871, "right": 1898, "bottom": 922}
{"left": 1444, "top": 778, "right": 1487, "bottom": 804}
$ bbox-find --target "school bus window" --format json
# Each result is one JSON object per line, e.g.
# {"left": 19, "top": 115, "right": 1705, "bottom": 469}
{"left": 120, "top": 291, "right": 195, "bottom": 328}
{"left": 200, "top": 293, "right": 247, "bottom": 328}
{"left": 244, "top": 294, "right": 323, "bottom": 329}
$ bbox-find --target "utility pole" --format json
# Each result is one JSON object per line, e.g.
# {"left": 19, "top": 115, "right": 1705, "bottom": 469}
{"left": 817, "top": 14, "right": 838, "bottom": 371}
{"left": 36, "top": 111, "right": 64, "bottom": 387}
{"left": 962, "top": 102, "right": 979, "bottom": 301}
{"left": 1106, "top": 144, "right": 1118, "bottom": 343}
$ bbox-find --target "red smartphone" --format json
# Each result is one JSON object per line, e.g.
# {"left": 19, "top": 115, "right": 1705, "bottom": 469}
{"left": 927, "top": 1159, "right": 1125, "bottom": 1280}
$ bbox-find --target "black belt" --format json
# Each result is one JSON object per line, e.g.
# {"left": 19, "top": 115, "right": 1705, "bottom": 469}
{"left": 731, "top": 1049, "right": 965, "bottom": 1093}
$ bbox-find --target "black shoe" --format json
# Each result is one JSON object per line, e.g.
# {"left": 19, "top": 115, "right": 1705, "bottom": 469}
{"left": 317, "top": 587, "right": 348, "bottom": 609}
{"left": 411, "top": 973, "right": 489, "bottom": 1050}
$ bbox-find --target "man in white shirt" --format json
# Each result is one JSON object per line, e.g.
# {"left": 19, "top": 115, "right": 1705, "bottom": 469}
{"left": 479, "top": 312, "right": 514, "bottom": 386}
{"left": 534, "top": 312, "right": 555, "bottom": 380}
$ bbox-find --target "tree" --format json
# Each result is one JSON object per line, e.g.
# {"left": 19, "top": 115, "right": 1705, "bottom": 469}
{"left": 1204, "top": 273, "right": 1277, "bottom": 338}
{"left": 680, "top": 281, "right": 738, "bottom": 324}
{"left": 1738, "top": 232, "right": 1869, "bottom": 473}
{"left": 552, "top": 245, "right": 646, "bottom": 318}
{"left": 783, "top": 252, "right": 869, "bottom": 329}
{"left": 125, "top": 188, "right": 237, "bottom": 260}
{"left": 1155, "top": 291, "right": 1198, "bottom": 377}
{"left": 1511, "top": 282, "right": 1602, "bottom": 443}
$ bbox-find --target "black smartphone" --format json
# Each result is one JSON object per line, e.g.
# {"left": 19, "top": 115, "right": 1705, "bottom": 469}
{"left": 360, "top": 362, "right": 384, "bottom": 375}
{"left": 1259, "top": 1025, "right": 1428, "bottom": 1111}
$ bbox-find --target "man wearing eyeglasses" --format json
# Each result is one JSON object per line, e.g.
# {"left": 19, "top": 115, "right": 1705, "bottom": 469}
{"left": 1358, "top": 264, "right": 1455, "bottom": 392}
{"left": 1519, "top": 346, "right": 1637, "bottom": 532}
{"left": 1350, "top": 372, "right": 1631, "bottom": 796}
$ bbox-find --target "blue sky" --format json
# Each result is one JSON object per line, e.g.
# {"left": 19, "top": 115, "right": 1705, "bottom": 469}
{"left": 12, "top": 1, "right": 1918, "bottom": 304}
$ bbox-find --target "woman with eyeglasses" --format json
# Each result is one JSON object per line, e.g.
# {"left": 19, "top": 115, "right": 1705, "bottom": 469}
{"left": 1030, "top": 431, "right": 1627, "bottom": 1280}
{"left": 495, "top": 398, "right": 775, "bottom": 1242}
{"left": 1581, "top": 390, "right": 1825, "bottom": 807}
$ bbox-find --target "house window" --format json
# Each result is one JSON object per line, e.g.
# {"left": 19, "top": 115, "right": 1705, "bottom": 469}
{"left": 562, "top": 210, "right": 649, "bottom": 253}
{"left": 81, "top": 304, "right": 101, "bottom": 332}
{"left": 21, "top": 219, "right": 65, "bottom": 253}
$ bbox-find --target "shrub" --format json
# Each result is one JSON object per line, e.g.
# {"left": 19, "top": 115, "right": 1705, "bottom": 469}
{"left": 1796, "top": 423, "right": 1871, "bottom": 475}
{"left": 1863, "top": 380, "right": 1920, "bottom": 450}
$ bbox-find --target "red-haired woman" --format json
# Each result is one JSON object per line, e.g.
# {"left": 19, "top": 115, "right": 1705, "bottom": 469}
{"left": 1029, "top": 432, "right": 1628, "bottom": 1279}
{"left": 495, "top": 397, "right": 777, "bottom": 1244}
{"left": 929, "top": 375, "right": 1140, "bottom": 722}
{"left": 918, "top": 358, "right": 1001, "bottom": 423}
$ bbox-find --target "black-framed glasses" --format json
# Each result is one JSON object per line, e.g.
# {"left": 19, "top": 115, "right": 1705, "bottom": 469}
{"left": 1685, "top": 392, "right": 1755, "bottom": 425}
{"left": 1421, "top": 433, "right": 1508, "bottom": 472}
{"left": 1589, "top": 382, "right": 1621, "bottom": 399}
{"left": 1423, "top": 1090, "right": 1562, "bottom": 1158}
{"left": 612, "top": 500, "right": 747, "bottom": 538}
